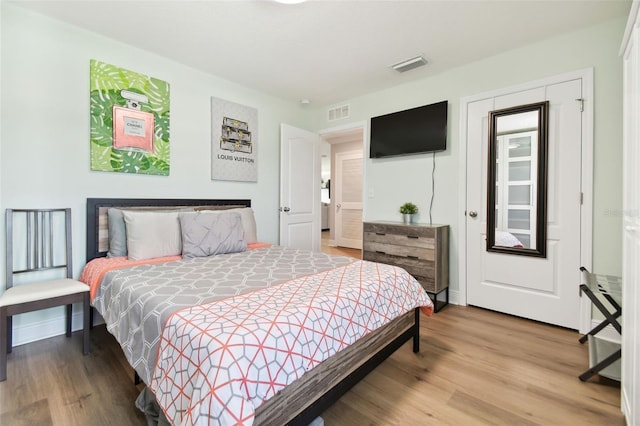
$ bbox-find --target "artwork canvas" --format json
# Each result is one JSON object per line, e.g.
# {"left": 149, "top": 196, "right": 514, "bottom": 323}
{"left": 90, "top": 60, "right": 170, "bottom": 175}
{"left": 211, "top": 97, "right": 258, "bottom": 182}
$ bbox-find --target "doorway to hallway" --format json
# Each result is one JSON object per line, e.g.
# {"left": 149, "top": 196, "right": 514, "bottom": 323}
{"left": 321, "top": 230, "right": 361, "bottom": 259}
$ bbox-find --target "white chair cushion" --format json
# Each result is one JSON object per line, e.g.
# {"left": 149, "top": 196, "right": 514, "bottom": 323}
{"left": 0, "top": 279, "right": 89, "bottom": 307}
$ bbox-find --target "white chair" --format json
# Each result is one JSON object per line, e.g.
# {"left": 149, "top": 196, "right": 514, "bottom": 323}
{"left": 0, "top": 208, "right": 90, "bottom": 381}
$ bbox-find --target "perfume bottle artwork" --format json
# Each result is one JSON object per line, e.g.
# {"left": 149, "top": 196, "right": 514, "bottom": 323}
{"left": 112, "top": 90, "right": 155, "bottom": 153}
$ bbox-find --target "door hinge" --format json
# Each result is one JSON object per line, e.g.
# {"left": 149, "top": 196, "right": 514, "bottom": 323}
{"left": 576, "top": 98, "right": 584, "bottom": 112}
{"left": 580, "top": 192, "right": 584, "bottom": 205}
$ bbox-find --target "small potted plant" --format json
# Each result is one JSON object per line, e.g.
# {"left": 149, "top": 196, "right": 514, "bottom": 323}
{"left": 399, "top": 202, "right": 418, "bottom": 224}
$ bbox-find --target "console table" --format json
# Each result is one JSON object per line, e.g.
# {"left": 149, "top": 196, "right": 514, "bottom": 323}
{"left": 362, "top": 221, "right": 449, "bottom": 312}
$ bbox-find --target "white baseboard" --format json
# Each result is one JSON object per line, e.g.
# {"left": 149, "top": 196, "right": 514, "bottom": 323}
{"left": 11, "top": 311, "right": 84, "bottom": 347}
{"left": 10, "top": 307, "right": 103, "bottom": 348}
{"left": 449, "top": 288, "right": 460, "bottom": 305}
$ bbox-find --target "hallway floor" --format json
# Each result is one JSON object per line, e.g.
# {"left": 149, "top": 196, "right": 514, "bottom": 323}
{"left": 321, "top": 230, "right": 361, "bottom": 259}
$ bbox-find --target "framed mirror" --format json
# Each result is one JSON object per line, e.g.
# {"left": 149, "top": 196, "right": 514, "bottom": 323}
{"left": 486, "top": 101, "right": 549, "bottom": 257}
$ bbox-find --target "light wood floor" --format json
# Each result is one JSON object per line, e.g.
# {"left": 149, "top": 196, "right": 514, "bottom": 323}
{"left": 321, "top": 230, "right": 362, "bottom": 258}
{"left": 0, "top": 305, "right": 623, "bottom": 425}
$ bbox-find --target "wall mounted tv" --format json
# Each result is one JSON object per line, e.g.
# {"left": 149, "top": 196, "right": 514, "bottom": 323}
{"left": 369, "top": 100, "right": 448, "bottom": 158}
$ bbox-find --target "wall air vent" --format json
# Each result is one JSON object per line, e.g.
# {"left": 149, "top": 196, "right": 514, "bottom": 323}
{"left": 328, "top": 104, "right": 350, "bottom": 122}
{"left": 391, "top": 56, "right": 427, "bottom": 73}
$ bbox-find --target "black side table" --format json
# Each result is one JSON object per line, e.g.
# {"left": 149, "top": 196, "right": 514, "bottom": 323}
{"left": 427, "top": 288, "right": 449, "bottom": 313}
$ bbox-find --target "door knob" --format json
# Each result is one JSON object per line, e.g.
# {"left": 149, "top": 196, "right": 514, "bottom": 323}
{"left": 468, "top": 210, "right": 478, "bottom": 218}
{"left": 336, "top": 204, "right": 342, "bottom": 208}
{"left": 280, "top": 207, "right": 291, "bottom": 212}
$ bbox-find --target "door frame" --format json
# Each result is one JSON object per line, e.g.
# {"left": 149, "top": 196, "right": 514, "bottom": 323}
{"left": 318, "top": 120, "right": 367, "bottom": 246}
{"left": 457, "top": 68, "right": 594, "bottom": 334}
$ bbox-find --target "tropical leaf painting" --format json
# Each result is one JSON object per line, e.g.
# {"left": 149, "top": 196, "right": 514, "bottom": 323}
{"left": 89, "top": 59, "right": 170, "bottom": 175}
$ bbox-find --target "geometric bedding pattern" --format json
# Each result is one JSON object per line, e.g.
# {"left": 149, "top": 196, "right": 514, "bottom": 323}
{"left": 80, "top": 255, "right": 181, "bottom": 300}
{"left": 88, "top": 246, "right": 356, "bottom": 384}
{"left": 149, "top": 259, "right": 433, "bottom": 425}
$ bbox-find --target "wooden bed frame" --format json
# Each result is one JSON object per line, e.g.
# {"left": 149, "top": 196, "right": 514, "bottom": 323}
{"left": 85, "top": 197, "right": 421, "bottom": 425}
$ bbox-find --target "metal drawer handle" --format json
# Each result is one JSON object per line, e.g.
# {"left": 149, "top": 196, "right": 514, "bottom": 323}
{"left": 376, "top": 251, "right": 386, "bottom": 254}
{"left": 407, "top": 255, "right": 419, "bottom": 259}
{"left": 376, "top": 232, "right": 386, "bottom": 236}
{"left": 407, "top": 235, "right": 419, "bottom": 239}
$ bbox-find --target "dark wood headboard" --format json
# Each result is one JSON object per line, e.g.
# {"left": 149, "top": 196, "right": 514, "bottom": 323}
{"left": 86, "top": 198, "right": 252, "bottom": 262}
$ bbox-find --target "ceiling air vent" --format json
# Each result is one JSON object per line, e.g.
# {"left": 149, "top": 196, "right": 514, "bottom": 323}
{"left": 328, "top": 104, "right": 350, "bottom": 122}
{"left": 391, "top": 56, "right": 427, "bottom": 73}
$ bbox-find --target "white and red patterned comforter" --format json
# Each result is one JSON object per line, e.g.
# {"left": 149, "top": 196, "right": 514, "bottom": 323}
{"left": 83, "top": 246, "right": 432, "bottom": 425}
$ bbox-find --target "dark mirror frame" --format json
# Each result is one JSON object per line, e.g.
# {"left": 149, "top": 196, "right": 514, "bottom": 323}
{"left": 486, "top": 101, "right": 549, "bottom": 258}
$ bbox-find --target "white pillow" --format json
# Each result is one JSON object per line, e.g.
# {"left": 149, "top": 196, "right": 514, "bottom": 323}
{"left": 195, "top": 208, "right": 258, "bottom": 244}
{"left": 122, "top": 211, "right": 182, "bottom": 260}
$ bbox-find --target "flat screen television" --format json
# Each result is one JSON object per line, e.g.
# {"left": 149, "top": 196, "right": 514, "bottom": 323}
{"left": 369, "top": 100, "right": 448, "bottom": 158}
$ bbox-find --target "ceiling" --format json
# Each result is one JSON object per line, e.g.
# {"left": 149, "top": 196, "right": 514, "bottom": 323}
{"left": 9, "top": 0, "right": 631, "bottom": 107}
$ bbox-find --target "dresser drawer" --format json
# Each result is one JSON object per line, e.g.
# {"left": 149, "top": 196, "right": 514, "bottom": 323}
{"left": 363, "top": 238, "right": 434, "bottom": 261}
{"left": 363, "top": 221, "right": 449, "bottom": 294}
{"left": 363, "top": 231, "right": 435, "bottom": 249}
{"left": 363, "top": 251, "right": 438, "bottom": 292}
{"left": 363, "top": 222, "right": 437, "bottom": 239}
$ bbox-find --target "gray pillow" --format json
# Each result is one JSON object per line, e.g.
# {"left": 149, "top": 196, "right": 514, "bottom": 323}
{"left": 192, "top": 207, "right": 258, "bottom": 244}
{"left": 107, "top": 208, "right": 128, "bottom": 257}
{"left": 179, "top": 211, "right": 247, "bottom": 258}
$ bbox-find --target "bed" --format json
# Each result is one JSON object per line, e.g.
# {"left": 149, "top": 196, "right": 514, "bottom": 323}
{"left": 82, "top": 197, "right": 433, "bottom": 425}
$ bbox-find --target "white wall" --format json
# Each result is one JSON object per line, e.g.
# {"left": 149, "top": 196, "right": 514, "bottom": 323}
{"left": 312, "top": 17, "right": 626, "bottom": 300}
{"left": 0, "top": 5, "right": 310, "bottom": 344}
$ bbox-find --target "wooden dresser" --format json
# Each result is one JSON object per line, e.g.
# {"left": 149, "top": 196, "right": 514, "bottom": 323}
{"left": 363, "top": 221, "right": 449, "bottom": 311}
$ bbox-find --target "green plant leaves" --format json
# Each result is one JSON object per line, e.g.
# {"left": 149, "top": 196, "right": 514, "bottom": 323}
{"left": 110, "top": 149, "right": 151, "bottom": 173}
{"left": 399, "top": 202, "right": 418, "bottom": 214}
{"left": 89, "top": 59, "right": 170, "bottom": 176}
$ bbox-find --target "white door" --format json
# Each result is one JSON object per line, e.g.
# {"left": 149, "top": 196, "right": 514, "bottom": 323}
{"left": 622, "top": 11, "right": 639, "bottom": 423}
{"left": 279, "top": 124, "right": 321, "bottom": 252}
{"left": 335, "top": 150, "right": 363, "bottom": 249}
{"left": 466, "top": 78, "right": 584, "bottom": 329}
